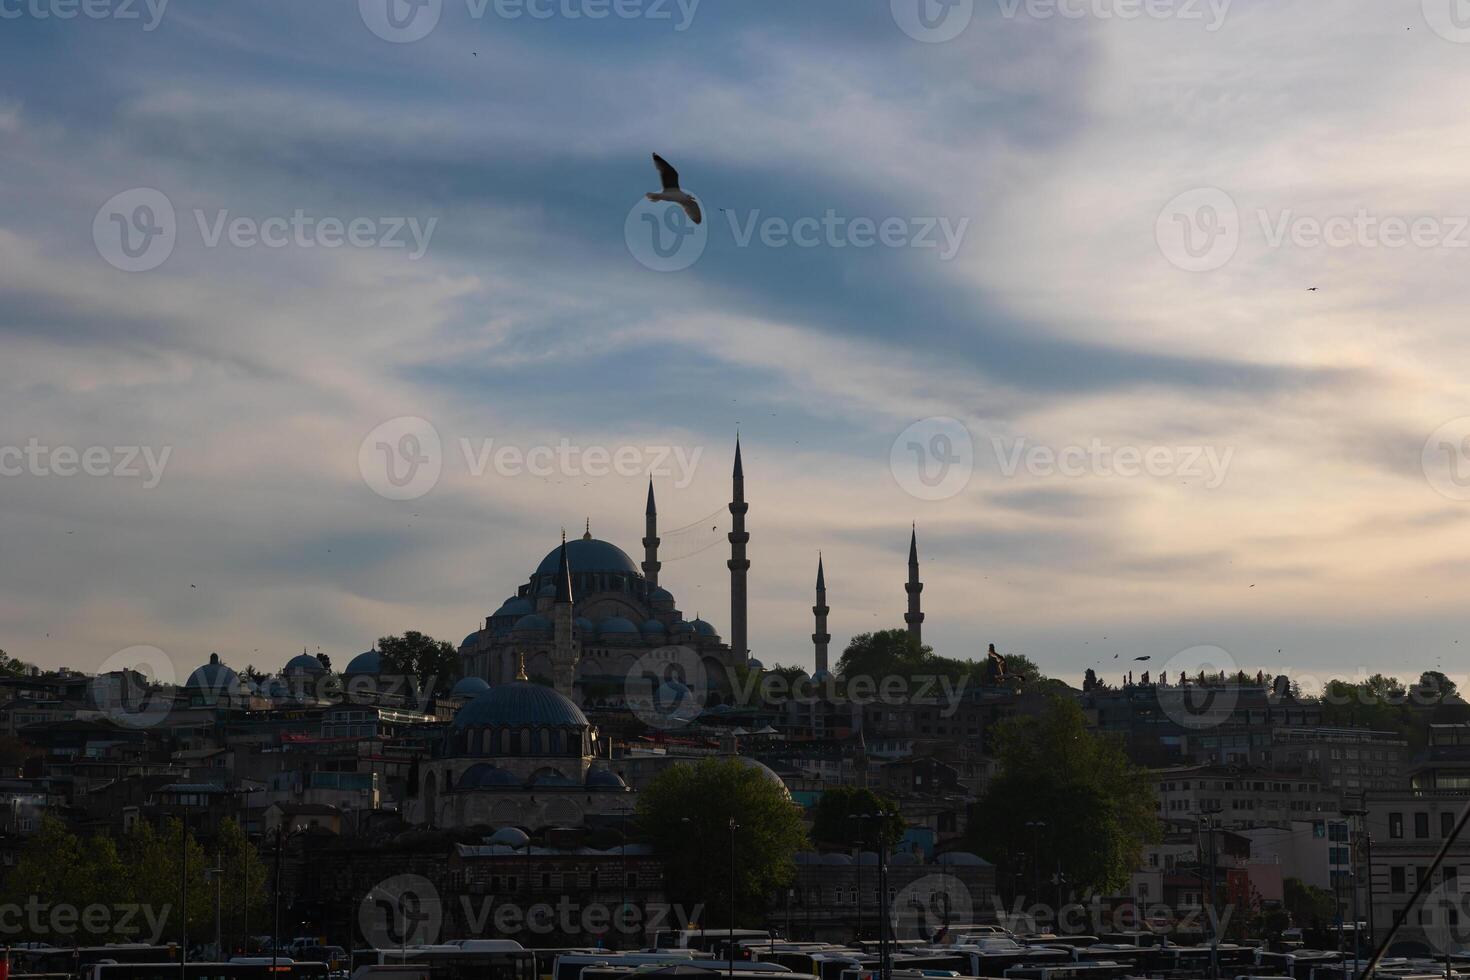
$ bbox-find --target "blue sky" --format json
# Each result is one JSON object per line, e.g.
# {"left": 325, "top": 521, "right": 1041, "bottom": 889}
{"left": 3, "top": 0, "right": 1470, "bottom": 691}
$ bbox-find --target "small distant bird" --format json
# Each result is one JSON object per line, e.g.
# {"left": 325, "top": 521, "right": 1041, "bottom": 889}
{"left": 646, "top": 153, "right": 701, "bottom": 224}
{"left": 1307, "top": 287, "right": 1318, "bottom": 292}
{"left": 1134, "top": 656, "right": 1151, "bottom": 661}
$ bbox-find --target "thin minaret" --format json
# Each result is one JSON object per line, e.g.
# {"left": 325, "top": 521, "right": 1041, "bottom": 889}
{"left": 727, "top": 437, "right": 750, "bottom": 662}
{"left": 904, "top": 525, "right": 924, "bottom": 645}
{"left": 812, "top": 554, "right": 830, "bottom": 676}
{"left": 551, "top": 531, "right": 579, "bottom": 696}
{"left": 642, "top": 479, "right": 661, "bottom": 588}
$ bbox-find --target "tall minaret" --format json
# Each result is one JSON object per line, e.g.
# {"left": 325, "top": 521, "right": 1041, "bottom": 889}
{"left": 812, "top": 554, "right": 831, "bottom": 676}
{"left": 727, "top": 438, "right": 750, "bottom": 662}
{"left": 551, "top": 531, "right": 579, "bottom": 696}
{"left": 904, "top": 525, "right": 924, "bottom": 645}
{"left": 642, "top": 479, "right": 661, "bottom": 588}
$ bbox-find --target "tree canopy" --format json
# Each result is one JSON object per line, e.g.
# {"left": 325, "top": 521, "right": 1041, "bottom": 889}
{"left": 2, "top": 816, "right": 267, "bottom": 948}
{"left": 637, "top": 757, "right": 808, "bottom": 927}
{"left": 968, "top": 695, "right": 1158, "bottom": 896}
{"left": 836, "top": 629, "right": 1045, "bottom": 690}
{"left": 378, "top": 631, "right": 462, "bottom": 696}
{"left": 809, "top": 785, "right": 905, "bottom": 849}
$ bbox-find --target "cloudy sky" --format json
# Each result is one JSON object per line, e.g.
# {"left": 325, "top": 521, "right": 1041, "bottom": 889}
{"left": 3, "top": 0, "right": 1469, "bottom": 691}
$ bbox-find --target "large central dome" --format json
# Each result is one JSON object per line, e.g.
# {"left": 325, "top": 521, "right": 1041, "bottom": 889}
{"left": 534, "top": 537, "right": 639, "bottom": 577}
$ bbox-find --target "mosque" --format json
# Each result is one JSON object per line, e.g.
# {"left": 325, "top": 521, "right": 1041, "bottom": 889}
{"left": 403, "top": 438, "right": 932, "bottom": 830}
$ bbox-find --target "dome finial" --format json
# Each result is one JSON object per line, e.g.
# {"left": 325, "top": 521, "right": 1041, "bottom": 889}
{"left": 583, "top": 518, "right": 591, "bottom": 541}
{"left": 515, "top": 651, "right": 529, "bottom": 682}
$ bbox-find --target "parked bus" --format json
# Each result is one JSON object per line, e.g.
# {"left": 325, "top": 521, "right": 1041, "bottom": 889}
{"left": 652, "top": 932, "right": 774, "bottom": 954}
{"left": 358, "top": 943, "right": 536, "bottom": 980}
{"left": 13, "top": 946, "right": 182, "bottom": 977}
{"left": 83, "top": 960, "right": 330, "bottom": 980}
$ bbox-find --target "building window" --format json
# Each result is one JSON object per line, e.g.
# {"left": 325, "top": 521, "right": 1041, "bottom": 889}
{"left": 1391, "top": 867, "right": 1406, "bottom": 893}
{"left": 1416, "top": 813, "right": 1431, "bottom": 839}
{"left": 1444, "top": 812, "right": 1455, "bottom": 838}
{"left": 1390, "top": 813, "right": 1404, "bottom": 839}
{"left": 1448, "top": 867, "right": 1459, "bottom": 892}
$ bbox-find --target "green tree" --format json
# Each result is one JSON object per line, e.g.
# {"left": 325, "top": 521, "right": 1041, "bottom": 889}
{"left": 809, "top": 786, "right": 904, "bottom": 848}
{"left": 1283, "top": 876, "right": 1336, "bottom": 930}
{"left": 836, "top": 630, "right": 1047, "bottom": 691}
{"left": 637, "top": 757, "right": 808, "bottom": 927}
{"left": 0, "top": 649, "right": 33, "bottom": 677}
{"left": 1420, "top": 670, "right": 1459, "bottom": 702}
{"left": 968, "top": 695, "right": 1158, "bottom": 896}
{"left": 378, "top": 631, "right": 462, "bottom": 696}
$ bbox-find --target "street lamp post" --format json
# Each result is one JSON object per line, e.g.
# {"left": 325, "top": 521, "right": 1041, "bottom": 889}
{"left": 728, "top": 818, "right": 738, "bottom": 980}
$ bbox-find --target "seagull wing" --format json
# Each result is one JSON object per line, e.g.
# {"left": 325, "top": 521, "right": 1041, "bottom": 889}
{"left": 681, "top": 198, "right": 702, "bottom": 225}
{"left": 652, "top": 153, "right": 680, "bottom": 191}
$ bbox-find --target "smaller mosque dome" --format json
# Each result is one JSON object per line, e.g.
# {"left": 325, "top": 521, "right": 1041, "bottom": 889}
{"left": 649, "top": 587, "right": 674, "bottom": 602}
{"left": 641, "top": 619, "right": 666, "bottom": 635}
{"left": 453, "top": 681, "right": 590, "bottom": 729}
{"left": 822, "top": 853, "right": 852, "bottom": 866}
{"left": 344, "top": 650, "right": 381, "bottom": 676}
{"left": 890, "top": 852, "right": 919, "bottom": 866}
{"left": 690, "top": 618, "right": 717, "bottom": 637}
{"left": 457, "top": 763, "right": 521, "bottom": 790}
{"left": 450, "top": 676, "right": 491, "bottom": 697}
{"left": 186, "top": 653, "right": 239, "bottom": 691}
{"left": 530, "top": 769, "right": 579, "bottom": 788}
{"left": 488, "top": 826, "right": 530, "bottom": 847}
{"left": 461, "top": 631, "right": 481, "bottom": 648}
{"left": 493, "top": 597, "right": 532, "bottom": 619}
{"left": 575, "top": 617, "right": 595, "bottom": 634}
{"left": 598, "top": 617, "right": 639, "bottom": 643}
{"left": 669, "top": 618, "right": 693, "bottom": 634}
{"left": 585, "top": 767, "right": 628, "bottom": 790}
{"left": 746, "top": 658, "right": 764, "bottom": 671}
{"left": 812, "top": 667, "right": 832, "bottom": 683}
{"left": 284, "top": 653, "right": 325, "bottom": 676}
{"left": 513, "top": 613, "right": 553, "bottom": 633}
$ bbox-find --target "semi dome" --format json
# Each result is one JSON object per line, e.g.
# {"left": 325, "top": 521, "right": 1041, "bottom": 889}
{"left": 513, "top": 613, "right": 553, "bottom": 633}
{"left": 649, "top": 587, "right": 674, "bottom": 602}
{"left": 186, "top": 653, "right": 239, "bottom": 691}
{"left": 585, "top": 767, "right": 628, "bottom": 790}
{"left": 456, "top": 763, "right": 521, "bottom": 790}
{"left": 450, "top": 676, "right": 491, "bottom": 697}
{"left": 453, "top": 681, "right": 589, "bottom": 729}
{"left": 488, "top": 826, "right": 530, "bottom": 846}
{"left": 461, "top": 631, "right": 481, "bottom": 648}
{"left": 535, "top": 537, "right": 639, "bottom": 576}
{"left": 284, "top": 653, "right": 326, "bottom": 676}
{"left": 599, "top": 616, "right": 638, "bottom": 635}
{"left": 530, "top": 769, "right": 579, "bottom": 788}
{"left": 575, "top": 617, "right": 595, "bottom": 633}
{"left": 492, "top": 597, "right": 533, "bottom": 619}
{"left": 690, "top": 618, "right": 717, "bottom": 637}
{"left": 641, "top": 619, "right": 667, "bottom": 635}
{"left": 344, "top": 650, "right": 381, "bottom": 676}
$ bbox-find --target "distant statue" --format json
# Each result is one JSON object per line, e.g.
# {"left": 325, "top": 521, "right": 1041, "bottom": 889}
{"left": 984, "top": 642, "right": 1009, "bottom": 686}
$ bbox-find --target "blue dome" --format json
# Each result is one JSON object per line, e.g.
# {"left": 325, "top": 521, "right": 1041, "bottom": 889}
{"left": 575, "top": 617, "right": 595, "bottom": 634}
{"left": 344, "top": 650, "right": 381, "bottom": 676}
{"left": 535, "top": 538, "right": 639, "bottom": 576}
{"left": 461, "top": 631, "right": 481, "bottom": 648}
{"left": 186, "top": 654, "right": 239, "bottom": 691}
{"left": 670, "top": 619, "right": 693, "bottom": 633}
{"left": 284, "top": 653, "right": 325, "bottom": 676}
{"left": 451, "top": 676, "right": 491, "bottom": 697}
{"left": 488, "top": 826, "right": 530, "bottom": 846}
{"left": 453, "top": 681, "right": 590, "bottom": 729}
{"left": 650, "top": 587, "right": 673, "bottom": 602}
{"left": 585, "top": 767, "right": 628, "bottom": 790}
{"left": 641, "top": 619, "right": 666, "bottom": 634}
{"left": 456, "top": 763, "right": 521, "bottom": 789}
{"left": 747, "top": 658, "right": 764, "bottom": 671}
{"left": 531, "top": 769, "right": 579, "bottom": 788}
{"left": 493, "top": 597, "right": 532, "bottom": 619}
{"left": 691, "top": 618, "right": 717, "bottom": 637}
{"left": 599, "top": 616, "right": 638, "bottom": 635}
{"left": 513, "top": 613, "right": 552, "bottom": 633}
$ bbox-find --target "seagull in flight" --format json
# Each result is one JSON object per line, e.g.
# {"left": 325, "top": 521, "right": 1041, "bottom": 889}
{"left": 646, "top": 153, "right": 702, "bottom": 224}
